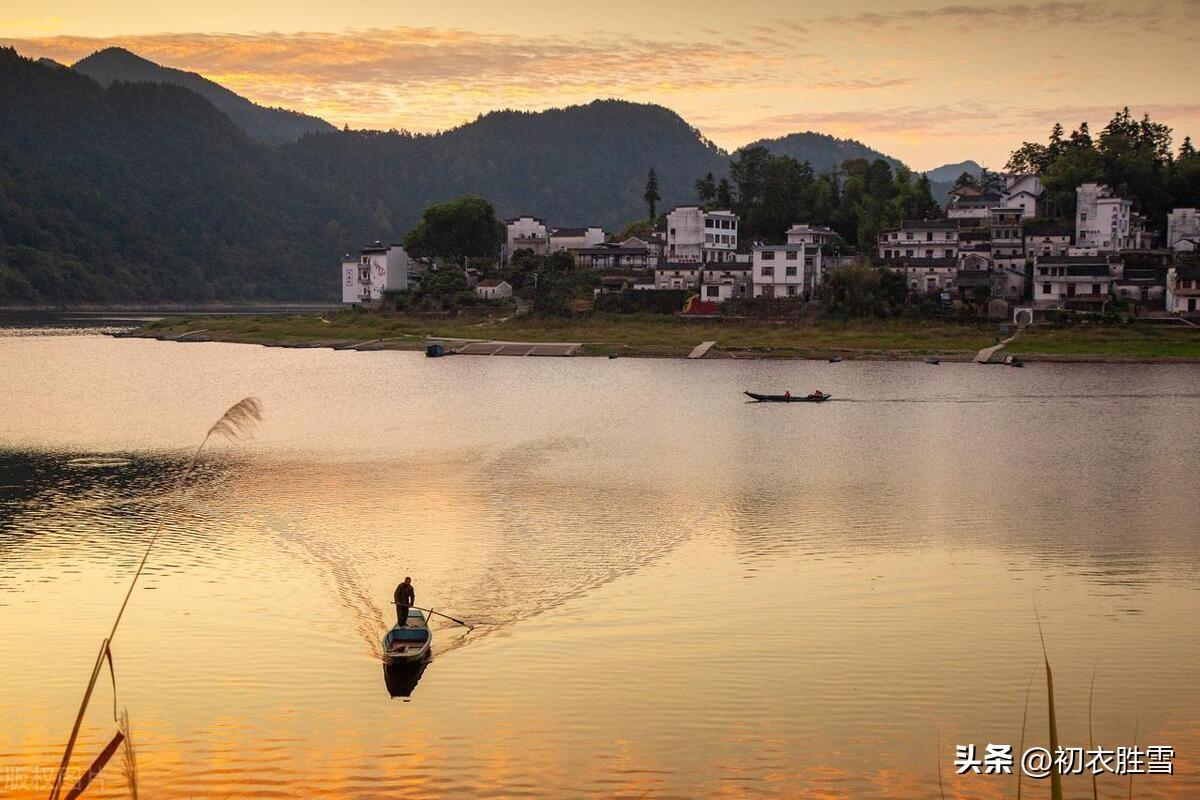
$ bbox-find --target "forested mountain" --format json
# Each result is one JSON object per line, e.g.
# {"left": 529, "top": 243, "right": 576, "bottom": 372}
{"left": 745, "top": 131, "right": 903, "bottom": 173}
{"left": 923, "top": 160, "right": 982, "bottom": 184}
{"left": 73, "top": 47, "right": 335, "bottom": 143}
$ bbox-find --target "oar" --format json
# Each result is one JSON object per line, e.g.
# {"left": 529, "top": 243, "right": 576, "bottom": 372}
{"left": 395, "top": 602, "right": 474, "bottom": 631}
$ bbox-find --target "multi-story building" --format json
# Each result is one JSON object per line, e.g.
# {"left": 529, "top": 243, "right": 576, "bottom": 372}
{"left": 1024, "top": 222, "right": 1073, "bottom": 259}
{"left": 655, "top": 262, "right": 703, "bottom": 290}
{"left": 1075, "top": 183, "right": 1132, "bottom": 251}
{"left": 947, "top": 186, "right": 1004, "bottom": 219}
{"left": 503, "top": 216, "right": 549, "bottom": 261}
{"left": 571, "top": 243, "right": 653, "bottom": 270}
{"left": 1001, "top": 174, "right": 1044, "bottom": 219}
{"left": 897, "top": 259, "right": 959, "bottom": 294}
{"left": 877, "top": 220, "right": 959, "bottom": 260}
{"left": 699, "top": 263, "right": 752, "bottom": 303}
{"left": 1166, "top": 208, "right": 1200, "bottom": 250}
{"left": 666, "top": 207, "right": 739, "bottom": 263}
{"left": 751, "top": 244, "right": 822, "bottom": 298}
{"left": 1166, "top": 266, "right": 1200, "bottom": 314}
{"left": 550, "top": 226, "right": 605, "bottom": 252}
{"left": 619, "top": 235, "right": 665, "bottom": 260}
{"left": 1032, "top": 255, "right": 1122, "bottom": 309}
{"left": 785, "top": 224, "right": 838, "bottom": 247}
{"left": 340, "top": 242, "right": 408, "bottom": 304}
{"left": 989, "top": 208, "right": 1026, "bottom": 271}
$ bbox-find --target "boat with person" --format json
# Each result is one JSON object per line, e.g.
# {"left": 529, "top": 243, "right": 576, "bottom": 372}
{"left": 383, "top": 608, "right": 432, "bottom": 664}
{"left": 744, "top": 391, "right": 832, "bottom": 403}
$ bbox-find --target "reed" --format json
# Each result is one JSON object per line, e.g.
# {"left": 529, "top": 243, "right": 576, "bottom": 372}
{"left": 1016, "top": 669, "right": 1035, "bottom": 800}
{"left": 1088, "top": 668, "right": 1098, "bottom": 800}
{"left": 48, "top": 398, "right": 262, "bottom": 800}
{"left": 1034, "top": 607, "right": 1064, "bottom": 800}
{"left": 119, "top": 710, "right": 137, "bottom": 800}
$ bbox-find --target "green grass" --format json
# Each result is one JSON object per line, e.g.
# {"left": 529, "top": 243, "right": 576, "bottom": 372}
{"left": 141, "top": 311, "right": 996, "bottom": 358}
{"left": 1012, "top": 325, "right": 1200, "bottom": 359}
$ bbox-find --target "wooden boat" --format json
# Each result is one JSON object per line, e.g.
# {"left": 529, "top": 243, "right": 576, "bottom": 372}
{"left": 383, "top": 608, "right": 432, "bottom": 663}
{"left": 828, "top": 356, "right": 843, "bottom": 363}
{"left": 924, "top": 357, "right": 941, "bottom": 365}
{"left": 425, "top": 343, "right": 448, "bottom": 358}
{"left": 1004, "top": 355, "right": 1025, "bottom": 368}
{"left": 744, "top": 391, "right": 832, "bottom": 403}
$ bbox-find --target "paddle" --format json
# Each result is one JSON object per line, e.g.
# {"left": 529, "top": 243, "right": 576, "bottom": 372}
{"left": 394, "top": 602, "right": 474, "bottom": 631}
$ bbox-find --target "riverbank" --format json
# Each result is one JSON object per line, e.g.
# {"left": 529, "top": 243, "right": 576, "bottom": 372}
{"left": 123, "top": 312, "right": 1200, "bottom": 361}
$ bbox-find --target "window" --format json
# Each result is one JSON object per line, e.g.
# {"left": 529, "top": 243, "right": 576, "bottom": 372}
{"left": 1043, "top": 283, "right": 1052, "bottom": 294}
{"left": 786, "top": 250, "right": 798, "bottom": 260}
{"left": 925, "top": 249, "right": 934, "bottom": 258}
{"left": 705, "top": 219, "right": 714, "bottom": 228}
{"left": 787, "top": 285, "right": 798, "bottom": 296}
{"left": 722, "top": 220, "right": 731, "bottom": 230}
{"left": 1092, "top": 283, "right": 1101, "bottom": 294}
{"left": 905, "top": 249, "right": 914, "bottom": 257}
{"left": 786, "top": 266, "right": 797, "bottom": 276}
{"left": 926, "top": 232, "right": 934, "bottom": 241}
{"left": 905, "top": 232, "right": 914, "bottom": 240}
{"left": 670, "top": 228, "right": 676, "bottom": 236}
{"left": 805, "top": 257, "right": 814, "bottom": 267}
{"left": 762, "top": 251, "right": 775, "bottom": 260}
{"left": 705, "top": 234, "right": 713, "bottom": 243}
{"left": 706, "top": 286, "right": 719, "bottom": 297}
{"left": 761, "top": 266, "right": 774, "bottom": 277}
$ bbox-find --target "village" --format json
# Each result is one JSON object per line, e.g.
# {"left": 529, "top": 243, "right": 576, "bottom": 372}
{"left": 340, "top": 176, "right": 1200, "bottom": 324}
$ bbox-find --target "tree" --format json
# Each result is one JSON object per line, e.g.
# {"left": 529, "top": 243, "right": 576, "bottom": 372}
{"left": 695, "top": 172, "right": 716, "bottom": 206}
{"left": 953, "top": 170, "right": 979, "bottom": 190}
{"left": 644, "top": 168, "right": 660, "bottom": 220}
{"left": 716, "top": 178, "right": 733, "bottom": 207}
{"left": 403, "top": 195, "right": 504, "bottom": 267}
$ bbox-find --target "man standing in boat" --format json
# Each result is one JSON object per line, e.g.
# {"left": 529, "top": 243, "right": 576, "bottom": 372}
{"left": 394, "top": 577, "right": 415, "bottom": 627}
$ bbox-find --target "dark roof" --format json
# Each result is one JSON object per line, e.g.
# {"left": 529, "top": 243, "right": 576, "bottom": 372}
{"left": 954, "top": 271, "right": 993, "bottom": 287}
{"left": 573, "top": 245, "right": 648, "bottom": 256}
{"left": 1024, "top": 222, "right": 1073, "bottom": 237}
{"left": 878, "top": 257, "right": 957, "bottom": 268}
{"left": 505, "top": 215, "right": 546, "bottom": 225}
{"left": 1175, "top": 265, "right": 1200, "bottom": 280}
{"left": 702, "top": 263, "right": 751, "bottom": 272}
{"left": 959, "top": 229, "right": 990, "bottom": 242}
{"left": 551, "top": 227, "right": 597, "bottom": 237}
{"left": 1037, "top": 255, "right": 1119, "bottom": 265}
{"left": 899, "top": 219, "right": 957, "bottom": 230}
{"left": 477, "top": 279, "right": 509, "bottom": 288}
{"left": 658, "top": 262, "right": 702, "bottom": 271}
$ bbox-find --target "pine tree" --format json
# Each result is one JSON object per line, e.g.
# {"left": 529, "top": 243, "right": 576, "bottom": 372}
{"left": 716, "top": 178, "right": 733, "bottom": 207}
{"left": 695, "top": 172, "right": 716, "bottom": 206}
{"left": 643, "top": 168, "right": 660, "bottom": 220}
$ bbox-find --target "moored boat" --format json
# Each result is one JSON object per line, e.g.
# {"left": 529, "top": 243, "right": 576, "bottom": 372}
{"left": 383, "top": 608, "right": 432, "bottom": 663}
{"left": 744, "top": 391, "right": 832, "bottom": 403}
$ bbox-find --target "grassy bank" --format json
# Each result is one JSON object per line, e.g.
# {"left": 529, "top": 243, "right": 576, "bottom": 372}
{"left": 133, "top": 312, "right": 1200, "bottom": 360}
{"left": 137, "top": 312, "right": 998, "bottom": 359}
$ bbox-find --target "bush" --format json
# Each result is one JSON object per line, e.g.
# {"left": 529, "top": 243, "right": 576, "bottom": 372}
{"left": 593, "top": 289, "right": 690, "bottom": 314}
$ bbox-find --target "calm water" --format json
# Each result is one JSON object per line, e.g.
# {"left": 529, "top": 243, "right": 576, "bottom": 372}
{"left": 2, "top": 331, "right": 1199, "bottom": 798}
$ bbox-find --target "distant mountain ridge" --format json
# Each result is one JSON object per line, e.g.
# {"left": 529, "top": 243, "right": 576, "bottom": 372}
{"left": 72, "top": 47, "right": 335, "bottom": 143}
{"left": 746, "top": 131, "right": 904, "bottom": 173}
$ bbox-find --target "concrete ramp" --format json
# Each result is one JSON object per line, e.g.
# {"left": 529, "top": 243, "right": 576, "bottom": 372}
{"left": 455, "top": 341, "right": 581, "bottom": 357}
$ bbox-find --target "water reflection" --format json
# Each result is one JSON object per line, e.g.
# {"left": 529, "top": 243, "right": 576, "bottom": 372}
{"left": 382, "top": 659, "right": 429, "bottom": 699}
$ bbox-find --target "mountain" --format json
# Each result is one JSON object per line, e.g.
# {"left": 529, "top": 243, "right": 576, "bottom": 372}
{"left": 746, "top": 131, "right": 903, "bottom": 173}
{"left": 72, "top": 47, "right": 335, "bottom": 144}
{"left": 924, "top": 160, "right": 982, "bottom": 185}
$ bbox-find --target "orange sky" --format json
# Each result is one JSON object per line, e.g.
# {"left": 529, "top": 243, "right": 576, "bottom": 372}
{"left": 4, "top": 0, "right": 1199, "bottom": 170}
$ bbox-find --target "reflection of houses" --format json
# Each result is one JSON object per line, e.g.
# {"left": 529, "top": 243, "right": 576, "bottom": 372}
{"left": 700, "top": 263, "right": 752, "bottom": 303}
{"left": 751, "top": 244, "right": 822, "bottom": 298}
{"left": 666, "top": 206, "right": 739, "bottom": 263}
{"left": 1024, "top": 222, "right": 1073, "bottom": 259}
{"left": 341, "top": 242, "right": 409, "bottom": 304}
{"left": 550, "top": 226, "right": 605, "bottom": 252}
{"left": 1075, "top": 183, "right": 1131, "bottom": 251}
{"left": 1033, "top": 255, "right": 1122, "bottom": 309}
{"left": 475, "top": 279, "right": 512, "bottom": 300}
{"left": 1001, "top": 174, "right": 1043, "bottom": 219}
{"left": 655, "top": 262, "right": 702, "bottom": 290}
{"left": 503, "top": 216, "right": 549, "bottom": 262}
{"left": 571, "top": 242, "right": 653, "bottom": 270}
{"left": 877, "top": 220, "right": 959, "bottom": 260}
{"left": 1166, "top": 266, "right": 1200, "bottom": 314}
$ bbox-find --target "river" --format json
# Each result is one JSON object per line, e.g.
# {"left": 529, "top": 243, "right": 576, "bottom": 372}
{"left": 1, "top": 327, "right": 1198, "bottom": 798}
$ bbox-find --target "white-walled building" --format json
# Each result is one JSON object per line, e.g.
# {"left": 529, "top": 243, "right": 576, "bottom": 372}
{"left": 786, "top": 224, "right": 838, "bottom": 247}
{"left": 550, "top": 226, "right": 605, "bottom": 252}
{"left": 989, "top": 208, "right": 1026, "bottom": 271}
{"left": 666, "top": 206, "right": 739, "bottom": 263}
{"left": 341, "top": 242, "right": 408, "bottom": 304}
{"left": 1166, "top": 208, "right": 1200, "bottom": 250}
{"left": 699, "top": 264, "right": 752, "bottom": 303}
{"left": 878, "top": 220, "right": 959, "bottom": 260}
{"left": 475, "top": 279, "right": 513, "bottom": 300}
{"left": 1001, "top": 174, "right": 1044, "bottom": 219}
{"left": 947, "top": 186, "right": 1004, "bottom": 219}
{"left": 1075, "top": 183, "right": 1132, "bottom": 251}
{"left": 751, "top": 244, "right": 822, "bottom": 298}
{"left": 1166, "top": 266, "right": 1200, "bottom": 314}
{"left": 1024, "top": 223, "right": 1073, "bottom": 259}
{"left": 1033, "top": 255, "right": 1122, "bottom": 308}
{"left": 503, "top": 216, "right": 549, "bottom": 261}
{"left": 619, "top": 235, "right": 665, "bottom": 260}
{"left": 655, "top": 262, "right": 703, "bottom": 290}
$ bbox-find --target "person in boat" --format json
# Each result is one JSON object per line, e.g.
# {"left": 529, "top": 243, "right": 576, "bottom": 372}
{"left": 784, "top": 391, "right": 791, "bottom": 398}
{"left": 394, "top": 577, "right": 415, "bottom": 626}
{"left": 812, "top": 389, "right": 825, "bottom": 398}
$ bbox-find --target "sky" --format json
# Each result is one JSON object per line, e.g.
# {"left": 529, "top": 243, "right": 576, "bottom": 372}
{"left": 3, "top": 0, "right": 1199, "bottom": 170}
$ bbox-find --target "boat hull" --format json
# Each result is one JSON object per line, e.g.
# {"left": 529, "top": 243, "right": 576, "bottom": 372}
{"left": 744, "top": 392, "right": 832, "bottom": 403}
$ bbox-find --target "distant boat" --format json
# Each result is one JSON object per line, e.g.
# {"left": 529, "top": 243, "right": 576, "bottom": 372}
{"left": 744, "top": 391, "right": 832, "bottom": 403}
{"left": 828, "top": 355, "right": 843, "bottom": 363}
{"left": 425, "top": 343, "right": 448, "bottom": 358}
{"left": 924, "top": 357, "right": 941, "bottom": 365}
{"left": 1004, "top": 355, "right": 1025, "bottom": 368}
{"left": 383, "top": 608, "right": 432, "bottom": 664}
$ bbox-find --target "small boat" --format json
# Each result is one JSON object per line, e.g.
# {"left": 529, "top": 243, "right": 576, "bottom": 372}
{"left": 744, "top": 391, "right": 832, "bottom": 403}
{"left": 924, "top": 357, "right": 941, "bottom": 365}
{"left": 828, "top": 356, "right": 843, "bottom": 363}
{"left": 1004, "top": 355, "right": 1025, "bottom": 368}
{"left": 383, "top": 608, "right": 432, "bottom": 664}
{"left": 425, "top": 343, "right": 448, "bottom": 358}
{"left": 608, "top": 352, "right": 619, "bottom": 359}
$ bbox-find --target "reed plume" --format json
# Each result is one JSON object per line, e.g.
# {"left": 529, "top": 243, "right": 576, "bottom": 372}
{"left": 119, "top": 710, "right": 138, "bottom": 800}
{"left": 48, "top": 397, "right": 263, "bottom": 800}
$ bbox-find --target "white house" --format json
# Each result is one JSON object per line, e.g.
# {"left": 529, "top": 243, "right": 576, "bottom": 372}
{"left": 989, "top": 208, "right": 1026, "bottom": 271}
{"left": 619, "top": 235, "right": 665, "bottom": 260}
{"left": 1166, "top": 266, "right": 1200, "bottom": 314}
{"left": 699, "top": 263, "right": 752, "bottom": 303}
{"left": 900, "top": 259, "right": 958, "bottom": 294}
{"left": 1024, "top": 222, "right": 1073, "bottom": 259}
{"left": 947, "top": 186, "right": 1004, "bottom": 219}
{"left": 751, "top": 244, "right": 821, "bottom": 298}
{"left": 786, "top": 224, "right": 837, "bottom": 247}
{"left": 503, "top": 216, "right": 549, "bottom": 261}
{"left": 878, "top": 220, "right": 959, "bottom": 260}
{"left": 341, "top": 242, "right": 408, "bottom": 304}
{"left": 475, "top": 279, "right": 513, "bottom": 300}
{"left": 666, "top": 206, "right": 739, "bottom": 263}
{"left": 1001, "top": 174, "right": 1044, "bottom": 219}
{"left": 1033, "top": 255, "right": 1122, "bottom": 308}
{"left": 1075, "top": 183, "right": 1132, "bottom": 251}
{"left": 655, "top": 262, "right": 703, "bottom": 290}
{"left": 549, "top": 226, "right": 605, "bottom": 252}
{"left": 1166, "top": 208, "right": 1200, "bottom": 250}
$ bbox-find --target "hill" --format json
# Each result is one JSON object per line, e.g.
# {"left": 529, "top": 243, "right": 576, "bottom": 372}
{"left": 72, "top": 47, "right": 335, "bottom": 143}
{"left": 745, "top": 131, "right": 903, "bottom": 173}
{"left": 923, "top": 160, "right": 982, "bottom": 184}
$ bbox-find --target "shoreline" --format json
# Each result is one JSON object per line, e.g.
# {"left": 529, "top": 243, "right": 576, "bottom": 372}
{"left": 112, "top": 322, "right": 1200, "bottom": 364}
